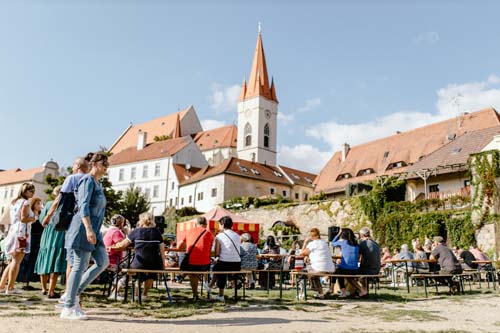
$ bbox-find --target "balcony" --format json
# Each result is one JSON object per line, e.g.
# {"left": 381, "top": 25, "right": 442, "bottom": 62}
{"left": 427, "top": 186, "right": 470, "bottom": 200}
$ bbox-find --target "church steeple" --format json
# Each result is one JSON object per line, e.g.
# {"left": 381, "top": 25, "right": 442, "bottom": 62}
{"left": 239, "top": 29, "right": 278, "bottom": 103}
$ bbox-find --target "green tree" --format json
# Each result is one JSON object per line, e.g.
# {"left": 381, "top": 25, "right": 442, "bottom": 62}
{"left": 44, "top": 174, "right": 67, "bottom": 200}
{"left": 120, "top": 185, "right": 151, "bottom": 227}
{"left": 100, "top": 176, "right": 123, "bottom": 223}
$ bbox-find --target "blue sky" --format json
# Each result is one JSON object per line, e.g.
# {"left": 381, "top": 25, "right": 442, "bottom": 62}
{"left": 2, "top": 1, "right": 500, "bottom": 173}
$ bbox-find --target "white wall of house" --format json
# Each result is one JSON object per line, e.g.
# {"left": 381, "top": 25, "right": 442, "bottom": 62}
{"left": 482, "top": 135, "right": 500, "bottom": 152}
{"left": 177, "top": 174, "right": 225, "bottom": 213}
{"left": 406, "top": 172, "right": 470, "bottom": 201}
{"left": 203, "top": 147, "right": 237, "bottom": 166}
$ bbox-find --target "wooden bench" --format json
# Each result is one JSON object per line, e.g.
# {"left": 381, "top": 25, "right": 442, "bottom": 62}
{"left": 121, "top": 268, "right": 252, "bottom": 304}
{"left": 290, "top": 271, "right": 384, "bottom": 301}
{"left": 411, "top": 272, "right": 475, "bottom": 297}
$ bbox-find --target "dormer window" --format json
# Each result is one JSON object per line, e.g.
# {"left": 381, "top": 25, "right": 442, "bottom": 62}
{"left": 304, "top": 177, "right": 313, "bottom": 184}
{"left": 251, "top": 168, "right": 260, "bottom": 175}
{"left": 273, "top": 171, "right": 283, "bottom": 177}
{"left": 451, "top": 147, "right": 462, "bottom": 154}
{"left": 387, "top": 161, "right": 407, "bottom": 170}
{"left": 336, "top": 173, "right": 352, "bottom": 181}
{"left": 356, "top": 168, "right": 374, "bottom": 176}
{"left": 383, "top": 151, "right": 389, "bottom": 158}
{"left": 239, "top": 165, "right": 249, "bottom": 173}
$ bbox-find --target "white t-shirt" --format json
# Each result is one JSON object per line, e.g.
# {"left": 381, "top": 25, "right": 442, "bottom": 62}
{"left": 307, "top": 239, "right": 335, "bottom": 272}
{"left": 216, "top": 230, "right": 241, "bottom": 262}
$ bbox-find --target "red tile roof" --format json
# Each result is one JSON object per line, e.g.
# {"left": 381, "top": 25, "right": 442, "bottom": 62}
{"left": 110, "top": 106, "right": 194, "bottom": 154}
{"left": 0, "top": 167, "right": 45, "bottom": 186}
{"left": 108, "top": 136, "right": 192, "bottom": 166}
{"left": 172, "top": 163, "right": 201, "bottom": 185}
{"left": 314, "top": 108, "right": 500, "bottom": 194}
{"left": 406, "top": 125, "right": 500, "bottom": 177}
{"left": 193, "top": 125, "right": 238, "bottom": 151}
{"left": 182, "top": 157, "right": 292, "bottom": 186}
{"left": 278, "top": 165, "right": 316, "bottom": 187}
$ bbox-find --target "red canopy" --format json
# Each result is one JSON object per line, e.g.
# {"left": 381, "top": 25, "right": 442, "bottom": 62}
{"left": 176, "top": 206, "right": 260, "bottom": 242}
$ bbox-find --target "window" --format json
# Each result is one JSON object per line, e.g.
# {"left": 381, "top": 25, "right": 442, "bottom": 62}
{"left": 10, "top": 188, "right": 13, "bottom": 197}
{"left": 154, "top": 163, "right": 161, "bottom": 177}
{"left": 304, "top": 177, "right": 313, "bottom": 184}
{"left": 181, "top": 198, "right": 184, "bottom": 205}
{"left": 383, "top": 151, "right": 389, "bottom": 158}
{"left": 251, "top": 168, "right": 260, "bottom": 175}
{"left": 198, "top": 192, "right": 204, "bottom": 201}
{"left": 244, "top": 123, "right": 252, "bottom": 147}
{"left": 270, "top": 188, "right": 275, "bottom": 195}
{"left": 171, "top": 182, "right": 175, "bottom": 190}
{"left": 264, "top": 123, "right": 270, "bottom": 148}
{"left": 175, "top": 197, "right": 178, "bottom": 205}
{"left": 3, "top": 189, "right": 7, "bottom": 199}
{"left": 153, "top": 185, "right": 159, "bottom": 198}
{"left": 131, "top": 167, "right": 136, "bottom": 180}
{"left": 282, "top": 190, "right": 287, "bottom": 197}
{"left": 273, "top": 171, "right": 283, "bottom": 177}
{"left": 304, "top": 193, "right": 309, "bottom": 201}
{"left": 169, "top": 198, "right": 173, "bottom": 207}
{"left": 1, "top": 207, "right": 3, "bottom": 215}
{"left": 119, "top": 169, "right": 124, "bottom": 181}
{"left": 464, "top": 180, "right": 470, "bottom": 187}
{"left": 137, "top": 186, "right": 142, "bottom": 192}
{"left": 429, "top": 184, "right": 440, "bottom": 193}
{"left": 211, "top": 188, "right": 217, "bottom": 197}
{"left": 451, "top": 147, "right": 462, "bottom": 154}
{"left": 144, "top": 188, "right": 151, "bottom": 198}
{"left": 239, "top": 165, "right": 249, "bottom": 173}
{"left": 189, "top": 195, "right": 192, "bottom": 203}
{"left": 336, "top": 173, "right": 352, "bottom": 181}
{"left": 142, "top": 165, "right": 148, "bottom": 178}
{"left": 295, "top": 193, "right": 299, "bottom": 200}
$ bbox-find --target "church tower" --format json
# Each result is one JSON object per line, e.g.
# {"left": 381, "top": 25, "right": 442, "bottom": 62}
{"left": 237, "top": 27, "right": 278, "bottom": 166}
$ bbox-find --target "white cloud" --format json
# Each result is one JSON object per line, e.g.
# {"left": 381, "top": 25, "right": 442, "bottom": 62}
{"left": 277, "top": 112, "right": 295, "bottom": 125}
{"left": 210, "top": 82, "right": 240, "bottom": 112}
{"left": 278, "top": 144, "right": 331, "bottom": 174}
{"left": 201, "top": 119, "right": 227, "bottom": 131}
{"left": 413, "top": 31, "right": 440, "bottom": 45}
{"left": 297, "top": 97, "right": 322, "bottom": 113}
{"left": 306, "top": 74, "right": 500, "bottom": 153}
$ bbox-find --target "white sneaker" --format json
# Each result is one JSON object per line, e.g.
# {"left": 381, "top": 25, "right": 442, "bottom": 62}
{"left": 5, "top": 288, "right": 22, "bottom": 295}
{"left": 58, "top": 293, "right": 67, "bottom": 304}
{"left": 55, "top": 295, "right": 79, "bottom": 310}
{"left": 213, "top": 295, "right": 225, "bottom": 302}
{"left": 60, "top": 306, "right": 88, "bottom": 320}
{"left": 203, "top": 282, "right": 212, "bottom": 293}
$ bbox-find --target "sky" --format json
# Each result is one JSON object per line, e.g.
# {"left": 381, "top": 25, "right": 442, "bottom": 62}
{"left": 2, "top": 0, "right": 500, "bottom": 174}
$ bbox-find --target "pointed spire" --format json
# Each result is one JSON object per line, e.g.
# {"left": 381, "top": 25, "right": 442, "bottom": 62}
{"left": 238, "top": 77, "right": 247, "bottom": 101}
{"left": 173, "top": 113, "right": 181, "bottom": 138}
{"left": 270, "top": 77, "right": 278, "bottom": 102}
{"left": 241, "top": 29, "right": 278, "bottom": 103}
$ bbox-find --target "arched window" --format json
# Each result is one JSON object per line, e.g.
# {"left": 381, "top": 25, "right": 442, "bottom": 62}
{"left": 264, "top": 123, "right": 270, "bottom": 148}
{"left": 244, "top": 123, "right": 252, "bottom": 147}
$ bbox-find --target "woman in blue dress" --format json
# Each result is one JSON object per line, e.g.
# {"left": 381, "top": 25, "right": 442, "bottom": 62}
{"left": 60, "top": 153, "right": 110, "bottom": 320}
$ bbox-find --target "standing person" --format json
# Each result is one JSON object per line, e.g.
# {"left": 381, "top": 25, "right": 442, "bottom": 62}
{"left": 207, "top": 216, "right": 241, "bottom": 302}
{"left": 43, "top": 155, "right": 92, "bottom": 304}
{"left": 60, "top": 152, "right": 110, "bottom": 320}
{"left": 19, "top": 197, "right": 43, "bottom": 290}
{"left": 0, "top": 183, "right": 37, "bottom": 294}
{"left": 175, "top": 217, "right": 214, "bottom": 300}
{"left": 430, "top": 236, "right": 463, "bottom": 294}
{"left": 109, "top": 212, "right": 166, "bottom": 298}
{"left": 357, "top": 227, "right": 380, "bottom": 297}
{"left": 331, "top": 228, "right": 360, "bottom": 298}
{"left": 239, "top": 233, "right": 258, "bottom": 290}
{"left": 300, "top": 228, "right": 335, "bottom": 299}
{"left": 35, "top": 185, "right": 65, "bottom": 298}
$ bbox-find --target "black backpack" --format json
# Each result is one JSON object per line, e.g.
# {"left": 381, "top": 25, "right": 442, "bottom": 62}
{"left": 53, "top": 192, "right": 76, "bottom": 231}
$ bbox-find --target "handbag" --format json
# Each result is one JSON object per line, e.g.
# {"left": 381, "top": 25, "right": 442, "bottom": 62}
{"left": 180, "top": 229, "right": 207, "bottom": 270}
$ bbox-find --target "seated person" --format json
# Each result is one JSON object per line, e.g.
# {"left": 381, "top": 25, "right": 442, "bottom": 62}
{"left": 109, "top": 212, "right": 165, "bottom": 298}
{"left": 300, "top": 228, "right": 335, "bottom": 299}
{"left": 469, "top": 245, "right": 491, "bottom": 270}
{"left": 358, "top": 227, "right": 380, "bottom": 295}
{"left": 458, "top": 247, "right": 478, "bottom": 270}
{"left": 430, "top": 236, "right": 462, "bottom": 294}
{"left": 414, "top": 244, "right": 429, "bottom": 272}
{"left": 103, "top": 214, "right": 127, "bottom": 299}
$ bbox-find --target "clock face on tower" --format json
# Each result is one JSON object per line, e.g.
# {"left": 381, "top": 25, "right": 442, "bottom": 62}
{"left": 265, "top": 110, "right": 271, "bottom": 119}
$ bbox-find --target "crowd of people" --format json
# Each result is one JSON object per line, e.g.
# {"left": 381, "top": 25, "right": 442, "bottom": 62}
{"left": 0, "top": 152, "right": 495, "bottom": 320}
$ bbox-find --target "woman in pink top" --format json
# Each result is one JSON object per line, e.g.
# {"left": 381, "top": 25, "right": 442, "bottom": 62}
{"left": 104, "top": 215, "right": 127, "bottom": 268}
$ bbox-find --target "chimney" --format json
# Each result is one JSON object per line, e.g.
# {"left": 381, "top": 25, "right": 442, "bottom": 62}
{"left": 251, "top": 152, "right": 256, "bottom": 163}
{"left": 137, "top": 131, "right": 147, "bottom": 150}
{"left": 341, "top": 143, "right": 350, "bottom": 162}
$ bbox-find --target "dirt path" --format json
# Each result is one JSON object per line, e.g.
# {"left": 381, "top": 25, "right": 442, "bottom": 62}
{"left": 1, "top": 293, "right": 499, "bottom": 333}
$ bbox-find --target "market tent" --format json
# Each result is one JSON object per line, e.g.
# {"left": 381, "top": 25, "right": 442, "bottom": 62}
{"left": 176, "top": 206, "right": 260, "bottom": 242}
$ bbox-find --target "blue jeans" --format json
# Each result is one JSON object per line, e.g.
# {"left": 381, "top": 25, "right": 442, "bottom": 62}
{"left": 65, "top": 245, "right": 109, "bottom": 308}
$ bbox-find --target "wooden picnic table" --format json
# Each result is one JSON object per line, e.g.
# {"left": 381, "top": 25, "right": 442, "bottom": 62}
{"left": 387, "top": 259, "right": 436, "bottom": 293}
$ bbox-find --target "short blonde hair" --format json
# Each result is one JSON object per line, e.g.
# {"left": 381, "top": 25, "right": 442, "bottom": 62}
{"left": 138, "top": 212, "right": 155, "bottom": 228}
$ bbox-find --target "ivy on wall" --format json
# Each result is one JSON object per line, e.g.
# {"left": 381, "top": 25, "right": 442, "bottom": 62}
{"left": 468, "top": 150, "right": 500, "bottom": 224}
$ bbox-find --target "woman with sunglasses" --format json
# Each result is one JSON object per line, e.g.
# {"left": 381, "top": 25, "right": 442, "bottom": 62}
{"left": 60, "top": 152, "right": 110, "bottom": 320}
{"left": 0, "top": 183, "right": 37, "bottom": 294}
